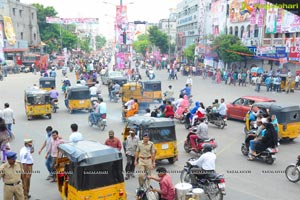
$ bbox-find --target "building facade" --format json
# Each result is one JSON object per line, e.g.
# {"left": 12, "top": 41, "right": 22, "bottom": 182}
{"left": 0, "top": 0, "right": 40, "bottom": 61}
{"left": 158, "top": 18, "right": 176, "bottom": 44}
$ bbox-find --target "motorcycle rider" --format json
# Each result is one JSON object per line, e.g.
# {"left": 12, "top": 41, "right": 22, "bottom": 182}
{"left": 90, "top": 98, "right": 107, "bottom": 124}
{"left": 89, "top": 84, "right": 98, "bottom": 97}
{"left": 148, "top": 67, "right": 155, "bottom": 80}
{"left": 189, "top": 118, "right": 209, "bottom": 151}
{"left": 217, "top": 98, "right": 227, "bottom": 119}
{"left": 180, "top": 84, "right": 191, "bottom": 98}
{"left": 173, "top": 94, "right": 184, "bottom": 110}
{"left": 110, "top": 82, "right": 120, "bottom": 101}
{"left": 188, "top": 144, "right": 216, "bottom": 185}
{"left": 49, "top": 67, "right": 56, "bottom": 78}
{"left": 164, "top": 85, "right": 174, "bottom": 102}
{"left": 189, "top": 101, "right": 200, "bottom": 125}
{"left": 49, "top": 87, "right": 59, "bottom": 102}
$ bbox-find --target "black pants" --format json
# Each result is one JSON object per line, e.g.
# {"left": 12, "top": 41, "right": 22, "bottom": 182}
{"left": 125, "top": 155, "right": 135, "bottom": 175}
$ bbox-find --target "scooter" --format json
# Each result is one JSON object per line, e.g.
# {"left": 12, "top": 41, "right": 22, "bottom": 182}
{"left": 88, "top": 112, "right": 107, "bottom": 131}
{"left": 285, "top": 155, "right": 300, "bottom": 183}
{"left": 180, "top": 158, "right": 226, "bottom": 200}
{"left": 51, "top": 99, "right": 59, "bottom": 113}
{"left": 241, "top": 131, "right": 278, "bottom": 164}
{"left": 184, "top": 131, "right": 217, "bottom": 155}
{"left": 206, "top": 107, "right": 226, "bottom": 129}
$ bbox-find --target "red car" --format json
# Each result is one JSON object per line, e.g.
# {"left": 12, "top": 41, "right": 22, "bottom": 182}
{"left": 226, "top": 96, "right": 276, "bottom": 121}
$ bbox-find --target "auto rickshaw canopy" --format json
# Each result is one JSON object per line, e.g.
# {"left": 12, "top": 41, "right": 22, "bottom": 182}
{"left": 58, "top": 140, "right": 122, "bottom": 167}
{"left": 66, "top": 86, "right": 90, "bottom": 99}
{"left": 24, "top": 87, "right": 51, "bottom": 104}
{"left": 39, "top": 77, "right": 55, "bottom": 88}
{"left": 252, "top": 102, "right": 300, "bottom": 123}
{"left": 127, "top": 115, "right": 175, "bottom": 128}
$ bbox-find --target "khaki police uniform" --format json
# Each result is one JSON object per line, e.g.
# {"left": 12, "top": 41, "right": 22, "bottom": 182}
{"left": 136, "top": 140, "right": 156, "bottom": 186}
{"left": 0, "top": 161, "right": 25, "bottom": 200}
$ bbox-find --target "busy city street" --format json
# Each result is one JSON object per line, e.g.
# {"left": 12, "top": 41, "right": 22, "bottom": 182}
{"left": 0, "top": 66, "right": 299, "bottom": 200}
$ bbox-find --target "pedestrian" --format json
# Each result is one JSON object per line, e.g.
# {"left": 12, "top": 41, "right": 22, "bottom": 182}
{"left": 265, "top": 76, "right": 271, "bottom": 92}
{"left": 147, "top": 167, "right": 175, "bottom": 200}
{"left": 255, "top": 75, "right": 262, "bottom": 92}
{"left": 125, "top": 129, "right": 139, "bottom": 180}
{"left": 3, "top": 103, "right": 15, "bottom": 139}
{"left": 295, "top": 73, "right": 300, "bottom": 89}
{"left": 238, "top": 72, "right": 242, "bottom": 86}
{"left": 19, "top": 139, "right": 34, "bottom": 199}
{"left": 135, "top": 132, "right": 156, "bottom": 187}
{"left": 186, "top": 75, "right": 193, "bottom": 90}
{"left": 241, "top": 71, "right": 247, "bottom": 86}
{"left": 0, "top": 151, "right": 25, "bottom": 200}
{"left": 45, "top": 130, "right": 64, "bottom": 182}
{"left": 104, "top": 130, "right": 122, "bottom": 151}
{"left": 38, "top": 126, "right": 53, "bottom": 180}
{"left": 69, "top": 123, "right": 83, "bottom": 143}
{"left": 0, "top": 118, "right": 10, "bottom": 163}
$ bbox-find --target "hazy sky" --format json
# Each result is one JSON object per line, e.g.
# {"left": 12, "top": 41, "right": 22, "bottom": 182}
{"left": 23, "top": 0, "right": 180, "bottom": 37}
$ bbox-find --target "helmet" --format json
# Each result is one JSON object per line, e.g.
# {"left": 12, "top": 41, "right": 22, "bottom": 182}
{"left": 202, "top": 143, "right": 213, "bottom": 153}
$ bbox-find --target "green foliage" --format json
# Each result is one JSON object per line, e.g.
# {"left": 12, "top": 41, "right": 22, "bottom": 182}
{"left": 32, "top": 3, "right": 92, "bottom": 53}
{"left": 79, "top": 36, "right": 92, "bottom": 53}
{"left": 133, "top": 34, "right": 149, "bottom": 57}
{"left": 148, "top": 26, "right": 169, "bottom": 54}
{"left": 183, "top": 44, "right": 196, "bottom": 63}
{"left": 212, "top": 34, "right": 252, "bottom": 64}
{"left": 95, "top": 35, "right": 107, "bottom": 50}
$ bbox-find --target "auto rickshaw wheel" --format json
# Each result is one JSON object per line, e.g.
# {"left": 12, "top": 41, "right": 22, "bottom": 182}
{"left": 27, "top": 116, "right": 32, "bottom": 121}
{"left": 168, "top": 157, "right": 176, "bottom": 164}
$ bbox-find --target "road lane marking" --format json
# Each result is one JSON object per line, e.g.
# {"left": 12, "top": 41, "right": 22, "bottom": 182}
{"left": 216, "top": 138, "right": 240, "bottom": 156}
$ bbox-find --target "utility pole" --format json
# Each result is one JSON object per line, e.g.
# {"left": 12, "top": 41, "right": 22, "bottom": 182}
{"left": 168, "top": 19, "right": 171, "bottom": 64}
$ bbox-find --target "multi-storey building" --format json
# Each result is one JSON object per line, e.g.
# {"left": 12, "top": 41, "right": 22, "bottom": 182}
{"left": 158, "top": 17, "right": 176, "bottom": 44}
{"left": 0, "top": 0, "right": 40, "bottom": 61}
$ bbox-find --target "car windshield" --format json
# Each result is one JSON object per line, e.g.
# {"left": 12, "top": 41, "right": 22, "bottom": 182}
{"left": 109, "top": 71, "right": 123, "bottom": 78}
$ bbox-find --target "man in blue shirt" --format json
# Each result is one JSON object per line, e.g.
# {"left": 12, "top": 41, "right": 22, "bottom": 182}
{"left": 180, "top": 84, "right": 191, "bottom": 98}
{"left": 265, "top": 76, "right": 271, "bottom": 92}
{"left": 49, "top": 87, "right": 59, "bottom": 101}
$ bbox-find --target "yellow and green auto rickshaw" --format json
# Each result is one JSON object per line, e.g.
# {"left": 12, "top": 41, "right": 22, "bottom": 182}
{"left": 245, "top": 102, "right": 300, "bottom": 140}
{"left": 279, "top": 74, "right": 296, "bottom": 92}
{"left": 122, "top": 116, "right": 178, "bottom": 164}
{"left": 121, "top": 81, "right": 162, "bottom": 104}
{"left": 65, "top": 86, "right": 92, "bottom": 113}
{"left": 24, "top": 87, "right": 52, "bottom": 120}
{"left": 56, "top": 140, "right": 126, "bottom": 200}
{"left": 39, "top": 77, "right": 56, "bottom": 91}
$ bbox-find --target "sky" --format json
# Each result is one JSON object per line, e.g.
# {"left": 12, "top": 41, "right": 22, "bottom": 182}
{"left": 23, "top": 0, "right": 180, "bottom": 38}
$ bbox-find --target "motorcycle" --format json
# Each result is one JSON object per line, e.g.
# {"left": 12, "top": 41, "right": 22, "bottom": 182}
{"left": 285, "top": 155, "right": 300, "bottom": 183}
{"left": 184, "top": 112, "right": 204, "bottom": 129}
{"left": 51, "top": 99, "right": 59, "bottom": 113}
{"left": 111, "top": 92, "right": 120, "bottom": 103}
{"left": 206, "top": 107, "right": 226, "bottom": 129}
{"left": 241, "top": 130, "right": 278, "bottom": 164}
{"left": 184, "top": 132, "right": 217, "bottom": 155}
{"left": 174, "top": 108, "right": 189, "bottom": 124}
{"left": 180, "top": 158, "right": 226, "bottom": 200}
{"left": 136, "top": 173, "right": 159, "bottom": 200}
{"left": 90, "top": 94, "right": 101, "bottom": 106}
{"left": 88, "top": 112, "right": 107, "bottom": 131}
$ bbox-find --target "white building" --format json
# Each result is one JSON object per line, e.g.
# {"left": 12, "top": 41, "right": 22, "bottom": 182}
{"left": 158, "top": 18, "right": 176, "bottom": 44}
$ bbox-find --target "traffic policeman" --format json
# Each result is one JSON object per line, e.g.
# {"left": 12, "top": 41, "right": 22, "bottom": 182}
{"left": 0, "top": 151, "right": 25, "bottom": 200}
{"left": 135, "top": 132, "right": 156, "bottom": 186}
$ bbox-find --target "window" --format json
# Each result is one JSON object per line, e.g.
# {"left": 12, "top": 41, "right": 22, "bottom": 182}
{"left": 285, "top": 33, "right": 291, "bottom": 38}
{"left": 247, "top": 25, "right": 250, "bottom": 37}
{"left": 234, "top": 26, "right": 239, "bottom": 37}
{"left": 21, "top": 32, "right": 23, "bottom": 40}
{"left": 296, "top": 32, "right": 300, "bottom": 37}
{"left": 13, "top": 8, "right": 16, "bottom": 16}
{"left": 240, "top": 26, "right": 244, "bottom": 38}
{"left": 19, "top": 10, "right": 22, "bottom": 17}
{"left": 34, "top": 33, "right": 36, "bottom": 40}
{"left": 254, "top": 25, "right": 259, "bottom": 37}
{"left": 229, "top": 27, "right": 233, "bottom": 35}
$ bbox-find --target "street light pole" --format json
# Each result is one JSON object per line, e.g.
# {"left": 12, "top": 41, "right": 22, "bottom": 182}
{"left": 168, "top": 19, "right": 171, "bottom": 63}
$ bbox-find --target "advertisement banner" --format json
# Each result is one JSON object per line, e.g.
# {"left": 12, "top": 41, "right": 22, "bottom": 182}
{"left": 280, "top": 10, "right": 300, "bottom": 33}
{"left": 0, "top": 23, "right": 4, "bottom": 64}
{"left": 265, "top": 7, "right": 277, "bottom": 34}
{"left": 3, "top": 16, "right": 16, "bottom": 45}
{"left": 229, "top": 0, "right": 253, "bottom": 23}
{"left": 46, "top": 17, "right": 99, "bottom": 24}
{"left": 116, "top": 5, "right": 128, "bottom": 44}
{"left": 116, "top": 52, "right": 125, "bottom": 69}
{"left": 253, "top": 46, "right": 287, "bottom": 58}
{"left": 289, "top": 47, "right": 300, "bottom": 60}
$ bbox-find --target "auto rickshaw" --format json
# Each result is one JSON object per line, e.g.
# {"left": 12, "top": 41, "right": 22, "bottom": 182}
{"left": 39, "top": 77, "right": 56, "bottom": 91}
{"left": 123, "top": 116, "right": 178, "bottom": 163}
{"left": 65, "top": 86, "right": 92, "bottom": 113}
{"left": 245, "top": 102, "right": 300, "bottom": 140}
{"left": 280, "top": 74, "right": 295, "bottom": 92}
{"left": 121, "top": 81, "right": 162, "bottom": 104}
{"left": 24, "top": 87, "right": 52, "bottom": 120}
{"left": 56, "top": 140, "right": 126, "bottom": 200}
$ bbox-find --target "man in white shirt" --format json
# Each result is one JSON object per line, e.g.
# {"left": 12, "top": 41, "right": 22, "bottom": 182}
{"left": 80, "top": 79, "right": 86, "bottom": 86}
{"left": 89, "top": 84, "right": 98, "bottom": 96}
{"left": 188, "top": 144, "right": 216, "bottom": 185}
{"left": 19, "top": 139, "right": 34, "bottom": 199}
{"left": 217, "top": 98, "right": 227, "bottom": 117}
{"left": 3, "top": 103, "right": 15, "bottom": 137}
{"left": 69, "top": 123, "right": 83, "bottom": 143}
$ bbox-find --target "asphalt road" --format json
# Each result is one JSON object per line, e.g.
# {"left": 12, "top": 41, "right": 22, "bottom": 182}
{"left": 0, "top": 67, "right": 299, "bottom": 200}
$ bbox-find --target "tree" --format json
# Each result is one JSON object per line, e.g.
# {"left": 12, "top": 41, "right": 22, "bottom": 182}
{"left": 212, "top": 34, "right": 252, "bottom": 66}
{"left": 95, "top": 35, "right": 107, "bottom": 50}
{"left": 133, "top": 34, "right": 149, "bottom": 57}
{"left": 148, "top": 26, "right": 169, "bottom": 54}
{"left": 183, "top": 44, "right": 196, "bottom": 64}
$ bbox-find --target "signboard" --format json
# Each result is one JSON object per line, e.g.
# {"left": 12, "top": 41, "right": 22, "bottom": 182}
{"left": 249, "top": 46, "right": 287, "bottom": 58}
{"left": 229, "top": 0, "right": 253, "bottom": 23}
{"left": 3, "top": 16, "right": 16, "bottom": 45}
{"left": 0, "top": 23, "right": 4, "bottom": 64}
{"left": 289, "top": 47, "right": 300, "bottom": 60}
{"left": 46, "top": 17, "right": 99, "bottom": 24}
